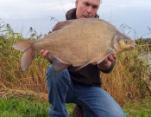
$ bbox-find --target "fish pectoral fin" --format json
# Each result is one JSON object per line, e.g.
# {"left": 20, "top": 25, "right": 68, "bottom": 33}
{"left": 52, "top": 57, "right": 69, "bottom": 71}
{"left": 21, "top": 47, "right": 35, "bottom": 71}
{"left": 52, "top": 20, "right": 72, "bottom": 31}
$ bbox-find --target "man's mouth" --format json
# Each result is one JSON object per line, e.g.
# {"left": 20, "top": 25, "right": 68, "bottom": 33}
{"left": 82, "top": 15, "right": 93, "bottom": 18}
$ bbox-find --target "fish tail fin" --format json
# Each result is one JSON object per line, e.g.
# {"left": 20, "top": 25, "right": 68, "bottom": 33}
{"left": 13, "top": 40, "right": 35, "bottom": 71}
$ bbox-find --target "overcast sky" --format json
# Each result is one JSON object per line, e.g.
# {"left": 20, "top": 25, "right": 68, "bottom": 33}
{"left": 0, "top": 0, "right": 151, "bottom": 38}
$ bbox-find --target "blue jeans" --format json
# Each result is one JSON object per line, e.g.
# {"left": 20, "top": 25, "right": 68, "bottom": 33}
{"left": 46, "top": 66, "right": 126, "bottom": 117}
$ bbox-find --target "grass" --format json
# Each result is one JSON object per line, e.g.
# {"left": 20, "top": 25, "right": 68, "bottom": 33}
{"left": 0, "top": 97, "right": 48, "bottom": 117}
{"left": 124, "top": 97, "right": 151, "bottom": 117}
{"left": 0, "top": 97, "right": 151, "bottom": 117}
{"left": 0, "top": 97, "right": 74, "bottom": 117}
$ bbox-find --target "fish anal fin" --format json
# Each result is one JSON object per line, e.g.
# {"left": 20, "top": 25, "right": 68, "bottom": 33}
{"left": 21, "top": 47, "right": 35, "bottom": 71}
{"left": 52, "top": 21, "right": 72, "bottom": 31}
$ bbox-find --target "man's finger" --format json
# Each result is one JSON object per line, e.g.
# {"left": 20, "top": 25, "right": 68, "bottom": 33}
{"left": 108, "top": 54, "right": 116, "bottom": 62}
{"left": 42, "top": 50, "right": 49, "bottom": 57}
{"left": 40, "top": 49, "right": 49, "bottom": 58}
{"left": 40, "top": 49, "right": 44, "bottom": 54}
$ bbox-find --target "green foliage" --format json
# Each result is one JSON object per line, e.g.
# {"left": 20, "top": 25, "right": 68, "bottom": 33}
{"left": 120, "top": 43, "right": 150, "bottom": 97}
{"left": 0, "top": 97, "right": 48, "bottom": 117}
{"left": 101, "top": 40, "right": 151, "bottom": 105}
{"left": 0, "top": 23, "right": 22, "bottom": 83}
{"left": 0, "top": 21, "right": 151, "bottom": 106}
{"left": 0, "top": 97, "right": 74, "bottom": 117}
{"left": 136, "top": 38, "right": 151, "bottom": 52}
{"left": 0, "top": 21, "right": 48, "bottom": 90}
{"left": 0, "top": 97, "right": 151, "bottom": 117}
{"left": 124, "top": 97, "right": 151, "bottom": 117}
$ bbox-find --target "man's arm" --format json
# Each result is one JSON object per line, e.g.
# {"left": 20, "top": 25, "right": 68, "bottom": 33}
{"left": 97, "top": 53, "right": 116, "bottom": 73}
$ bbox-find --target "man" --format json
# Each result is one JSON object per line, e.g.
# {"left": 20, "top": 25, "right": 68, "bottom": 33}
{"left": 41, "top": 0, "right": 126, "bottom": 116}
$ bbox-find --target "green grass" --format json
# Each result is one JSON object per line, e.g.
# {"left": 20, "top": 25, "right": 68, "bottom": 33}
{"left": 0, "top": 97, "right": 48, "bottom": 117}
{"left": 0, "top": 97, "right": 74, "bottom": 117}
{"left": 124, "top": 97, "right": 151, "bottom": 117}
{"left": 0, "top": 97, "right": 151, "bottom": 117}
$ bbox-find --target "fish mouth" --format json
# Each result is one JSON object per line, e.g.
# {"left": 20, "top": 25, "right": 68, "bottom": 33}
{"left": 130, "top": 45, "right": 135, "bottom": 49}
{"left": 130, "top": 42, "right": 136, "bottom": 48}
{"left": 128, "top": 40, "right": 136, "bottom": 49}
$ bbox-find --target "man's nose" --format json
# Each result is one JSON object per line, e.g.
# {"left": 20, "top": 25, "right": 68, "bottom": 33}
{"left": 87, "top": 6, "right": 93, "bottom": 14}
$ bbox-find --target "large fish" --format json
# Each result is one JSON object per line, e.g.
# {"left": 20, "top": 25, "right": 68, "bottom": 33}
{"left": 13, "top": 18, "right": 135, "bottom": 71}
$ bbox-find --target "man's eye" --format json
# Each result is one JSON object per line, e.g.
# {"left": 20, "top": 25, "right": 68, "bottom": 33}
{"left": 84, "top": 2, "right": 98, "bottom": 9}
{"left": 85, "top": 2, "right": 90, "bottom": 7}
{"left": 92, "top": 5, "right": 98, "bottom": 9}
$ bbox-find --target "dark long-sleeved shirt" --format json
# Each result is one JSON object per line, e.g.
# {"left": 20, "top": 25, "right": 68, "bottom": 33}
{"left": 65, "top": 8, "right": 115, "bottom": 86}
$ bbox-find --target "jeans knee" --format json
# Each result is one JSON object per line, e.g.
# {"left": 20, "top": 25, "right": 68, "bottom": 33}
{"left": 46, "top": 66, "right": 72, "bottom": 99}
{"left": 46, "top": 66, "right": 70, "bottom": 82}
{"left": 48, "top": 108, "right": 67, "bottom": 117}
{"left": 46, "top": 67, "right": 68, "bottom": 87}
{"left": 110, "top": 113, "right": 126, "bottom": 117}
{"left": 94, "top": 111, "right": 126, "bottom": 117}
{"left": 106, "top": 109, "right": 126, "bottom": 117}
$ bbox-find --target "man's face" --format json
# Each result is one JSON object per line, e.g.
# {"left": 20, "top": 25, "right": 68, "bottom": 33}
{"left": 76, "top": 0, "right": 100, "bottom": 18}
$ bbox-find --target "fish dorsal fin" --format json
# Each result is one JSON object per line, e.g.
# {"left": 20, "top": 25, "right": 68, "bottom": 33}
{"left": 52, "top": 20, "right": 72, "bottom": 31}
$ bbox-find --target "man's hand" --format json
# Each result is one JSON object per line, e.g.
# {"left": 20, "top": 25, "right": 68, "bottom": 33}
{"left": 40, "top": 49, "right": 49, "bottom": 58}
{"left": 97, "top": 53, "right": 116, "bottom": 72}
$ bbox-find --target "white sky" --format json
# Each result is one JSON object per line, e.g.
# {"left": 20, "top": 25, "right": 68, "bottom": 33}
{"left": 0, "top": 0, "right": 74, "bottom": 19}
{"left": 0, "top": 0, "right": 151, "bottom": 38}
{"left": 0, "top": 0, "right": 151, "bottom": 19}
